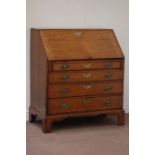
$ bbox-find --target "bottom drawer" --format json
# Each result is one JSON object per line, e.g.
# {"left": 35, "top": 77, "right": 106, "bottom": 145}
{"left": 48, "top": 95, "right": 122, "bottom": 114}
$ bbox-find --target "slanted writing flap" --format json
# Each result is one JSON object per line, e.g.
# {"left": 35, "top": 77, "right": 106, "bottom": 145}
{"left": 38, "top": 29, "right": 124, "bottom": 60}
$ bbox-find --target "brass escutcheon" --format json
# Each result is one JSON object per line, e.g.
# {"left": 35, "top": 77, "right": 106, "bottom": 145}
{"left": 83, "top": 72, "right": 92, "bottom": 78}
{"left": 83, "top": 63, "right": 92, "bottom": 68}
{"left": 74, "top": 32, "right": 82, "bottom": 36}
{"left": 83, "top": 98, "right": 91, "bottom": 104}
{"left": 82, "top": 84, "right": 92, "bottom": 90}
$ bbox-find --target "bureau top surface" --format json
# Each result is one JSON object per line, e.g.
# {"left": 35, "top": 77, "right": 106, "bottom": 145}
{"left": 33, "top": 29, "right": 124, "bottom": 61}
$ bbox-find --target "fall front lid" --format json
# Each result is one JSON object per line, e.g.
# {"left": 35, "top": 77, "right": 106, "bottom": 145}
{"left": 38, "top": 29, "right": 124, "bottom": 60}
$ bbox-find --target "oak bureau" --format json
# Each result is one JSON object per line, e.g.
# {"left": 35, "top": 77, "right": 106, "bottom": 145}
{"left": 29, "top": 29, "right": 125, "bottom": 133}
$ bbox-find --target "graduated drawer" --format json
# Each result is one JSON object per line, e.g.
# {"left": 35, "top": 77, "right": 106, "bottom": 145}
{"left": 49, "top": 69, "right": 123, "bottom": 83}
{"left": 47, "top": 95, "right": 122, "bottom": 114}
{"left": 48, "top": 81, "right": 123, "bottom": 98}
{"left": 52, "top": 60, "right": 121, "bottom": 71}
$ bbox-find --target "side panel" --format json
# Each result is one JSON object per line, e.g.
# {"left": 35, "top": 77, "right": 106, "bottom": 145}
{"left": 30, "top": 29, "right": 47, "bottom": 119}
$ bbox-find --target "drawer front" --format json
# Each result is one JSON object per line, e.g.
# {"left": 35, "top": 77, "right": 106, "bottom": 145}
{"left": 52, "top": 60, "right": 121, "bottom": 71}
{"left": 48, "top": 95, "right": 122, "bottom": 114}
{"left": 48, "top": 81, "right": 122, "bottom": 98}
{"left": 49, "top": 69, "right": 123, "bottom": 83}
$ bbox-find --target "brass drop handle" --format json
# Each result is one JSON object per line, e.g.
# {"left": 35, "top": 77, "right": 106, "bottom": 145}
{"left": 61, "top": 64, "right": 69, "bottom": 70}
{"left": 83, "top": 63, "right": 92, "bottom": 68}
{"left": 61, "top": 75, "right": 69, "bottom": 81}
{"left": 83, "top": 98, "right": 91, "bottom": 104}
{"left": 103, "top": 99, "right": 112, "bottom": 105}
{"left": 105, "top": 62, "right": 112, "bottom": 68}
{"left": 104, "top": 85, "right": 112, "bottom": 91}
{"left": 82, "top": 84, "right": 92, "bottom": 90}
{"left": 59, "top": 88, "right": 69, "bottom": 95}
{"left": 59, "top": 104, "right": 70, "bottom": 110}
{"left": 104, "top": 72, "right": 112, "bottom": 78}
{"left": 83, "top": 72, "right": 92, "bottom": 78}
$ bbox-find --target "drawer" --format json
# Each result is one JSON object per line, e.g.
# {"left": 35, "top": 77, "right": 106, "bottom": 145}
{"left": 48, "top": 95, "right": 122, "bottom": 114}
{"left": 52, "top": 60, "right": 121, "bottom": 71}
{"left": 49, "top": 69, "right": 123, "bottom": 83}
{"left": 48, "top": 81, "right": 122, "bottom": 98}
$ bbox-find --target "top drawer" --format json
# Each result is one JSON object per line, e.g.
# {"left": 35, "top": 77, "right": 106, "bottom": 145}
{"left": 52, "top": 60, "right": 122, "bottom": 71}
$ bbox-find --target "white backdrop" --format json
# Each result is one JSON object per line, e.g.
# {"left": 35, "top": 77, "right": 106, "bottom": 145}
{"left": 26, "top": 0, "right": 129, "bottom": 119}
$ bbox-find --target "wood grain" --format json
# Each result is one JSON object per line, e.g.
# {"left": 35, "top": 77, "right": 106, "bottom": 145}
{"left": 48, "top": 81, "right": 123, "bottom": 98}
{"left": 48, "top": 95, "right": 122, "bottom": 114}
{"left": 49, "top": 69, "right": 123, "bottom": 83}
{"left": 52, "top": 59, "right": 121, "bottom": 71}
{"left": 30, "top": 29, "right": 47, "bottom": 119}
{"left": 42, "top": 109, "right": 125, "bottom": 133}
{"left": 39, "top": 29, "right": 124, "bottom": 60}
{"left": 30, "top": 28, "right": 125, "bottom": 133}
